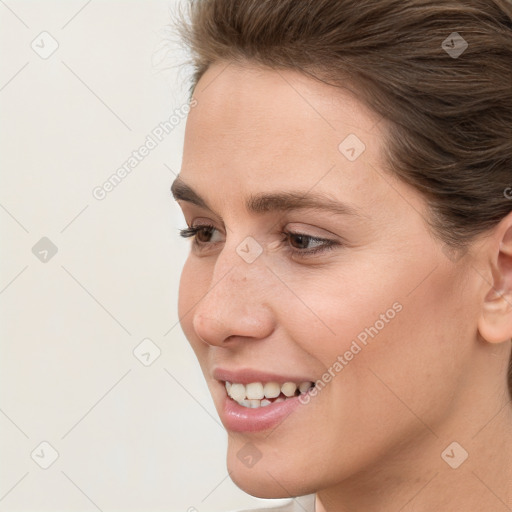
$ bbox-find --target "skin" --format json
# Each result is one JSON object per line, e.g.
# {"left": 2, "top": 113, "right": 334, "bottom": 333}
{"left": 173, "top": 61, "right": 512, "bottom": 512}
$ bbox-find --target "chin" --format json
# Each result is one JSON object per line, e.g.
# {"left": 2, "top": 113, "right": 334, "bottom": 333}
{"left": 226, "top": 446, "right": 318, "bottom": 499}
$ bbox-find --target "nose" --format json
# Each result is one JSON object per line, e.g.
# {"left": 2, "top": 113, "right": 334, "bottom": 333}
{"left": 191, "top": 245, "right": 275, "bottom": 346}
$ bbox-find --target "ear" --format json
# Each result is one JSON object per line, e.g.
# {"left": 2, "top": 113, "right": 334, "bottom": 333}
{"left": 477, "top": 211, "right": 512, "bottom": 344}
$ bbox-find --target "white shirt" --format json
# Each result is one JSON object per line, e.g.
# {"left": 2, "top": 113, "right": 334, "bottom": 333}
{"left": 234, "top": 494, "right": 316, "bottom": 512}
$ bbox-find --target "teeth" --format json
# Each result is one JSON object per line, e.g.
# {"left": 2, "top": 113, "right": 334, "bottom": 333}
{"left": 281, "top": 382, "right": 297, "bottom": 397}
{"left": 263, "top": 382, "right": 281, "bottom": 399}
{"left": 229, "top": 383, "right": 246, "bottom": 402}
{"left": 299, "top": 381, "right": 311, "bottom": 393}
{"left": 246, "top": 382, "right": 264, "bottom": 400}
{"left": 226, "top": 380, "right": 314, "bottom": 407}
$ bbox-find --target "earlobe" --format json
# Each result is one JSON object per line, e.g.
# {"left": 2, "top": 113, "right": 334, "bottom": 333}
{"left": 477, "top": 215, "right": 512, "bottom": 345}
{"left": 478, "top": 290, "right": 512, "bottom": 343}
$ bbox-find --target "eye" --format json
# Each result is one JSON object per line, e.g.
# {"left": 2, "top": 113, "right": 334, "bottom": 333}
{"left": 179, "top": 224, "right": 220, "bottom": 245}
{"left": 282, "top": 231, "right": 339, "bottom": 256}
{"left": 178, "top": 224, "right": 340, "bottom": 258}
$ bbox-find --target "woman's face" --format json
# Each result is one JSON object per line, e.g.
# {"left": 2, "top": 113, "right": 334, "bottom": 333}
{"left": 174, "top": 61, "right": 481, "bottom": 497}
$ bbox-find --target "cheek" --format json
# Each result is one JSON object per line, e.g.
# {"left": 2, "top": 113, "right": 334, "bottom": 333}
{"left": 275, "top": 266, "right": 403, "bottom": 367}
{"left": 288, "top": 262, "right": 469, "bottom": 419}
{"left": 329, "top": 268, "right": 471, "bottom": 428}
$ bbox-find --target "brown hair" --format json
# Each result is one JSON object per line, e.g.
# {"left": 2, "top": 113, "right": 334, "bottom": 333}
{"left": 177, "top": 0, "right": 512, "bottom": 397}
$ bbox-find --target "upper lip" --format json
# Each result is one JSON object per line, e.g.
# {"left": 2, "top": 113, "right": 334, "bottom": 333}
{"left": 212, "top": 367, "right": 315, "bottom": 385}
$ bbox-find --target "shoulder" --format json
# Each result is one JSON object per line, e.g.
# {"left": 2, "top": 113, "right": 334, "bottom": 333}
{"left": 232, "top": 494, "right": 316, "bottom": 512}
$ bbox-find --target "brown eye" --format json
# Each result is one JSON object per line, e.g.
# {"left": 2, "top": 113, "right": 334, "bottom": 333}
{"left": 282, "top": 231, "right": 340, "bottom": 257}
{"left": 195, "top": 226, "right": 215, "bottom": 243}
{"left": 288, "top": 233, "right": 311, "bottom": 250}
{"left": 179, "top": 224, "right": 224, "bottom": 250}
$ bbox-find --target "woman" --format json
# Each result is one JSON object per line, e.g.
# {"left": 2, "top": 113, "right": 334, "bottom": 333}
{"left": 171, "top": 1, "right": 512, "bottom": 510}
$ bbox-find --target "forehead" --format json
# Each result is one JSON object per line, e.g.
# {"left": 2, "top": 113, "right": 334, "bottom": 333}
{"left": 182, "top": 62, "right": 387, "bottom": 201}
{"left": 189, "top": 61, "right": 381, "bottom": 145}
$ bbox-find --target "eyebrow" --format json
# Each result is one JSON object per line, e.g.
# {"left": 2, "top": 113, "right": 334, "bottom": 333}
{"left": 170, "top": 175, "right": 364, "bottom": 218}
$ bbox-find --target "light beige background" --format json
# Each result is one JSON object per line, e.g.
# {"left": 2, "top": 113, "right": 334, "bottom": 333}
{"left": 0, "top": 1, "right": 292, "bottom": 510}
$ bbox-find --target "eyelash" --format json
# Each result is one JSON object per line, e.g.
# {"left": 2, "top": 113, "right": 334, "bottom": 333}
{"left": 178, "top": 224, "right": 339, "bottom": 258}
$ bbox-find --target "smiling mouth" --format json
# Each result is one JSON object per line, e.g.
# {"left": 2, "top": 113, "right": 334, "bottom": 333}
{"left": 224, "top": 380, "right": 315, "bottom": 408}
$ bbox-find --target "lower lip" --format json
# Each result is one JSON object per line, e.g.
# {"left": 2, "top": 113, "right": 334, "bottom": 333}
{"left": 220, "top": 393, "right": 306, "bottom": 432}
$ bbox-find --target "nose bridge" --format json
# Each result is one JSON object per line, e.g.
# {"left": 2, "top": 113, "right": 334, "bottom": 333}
{"left": 192, "top": 240, "right": 274, "bottom": 344}
{"left": 210, "top": 233, "right": 267, "bottom": 299}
